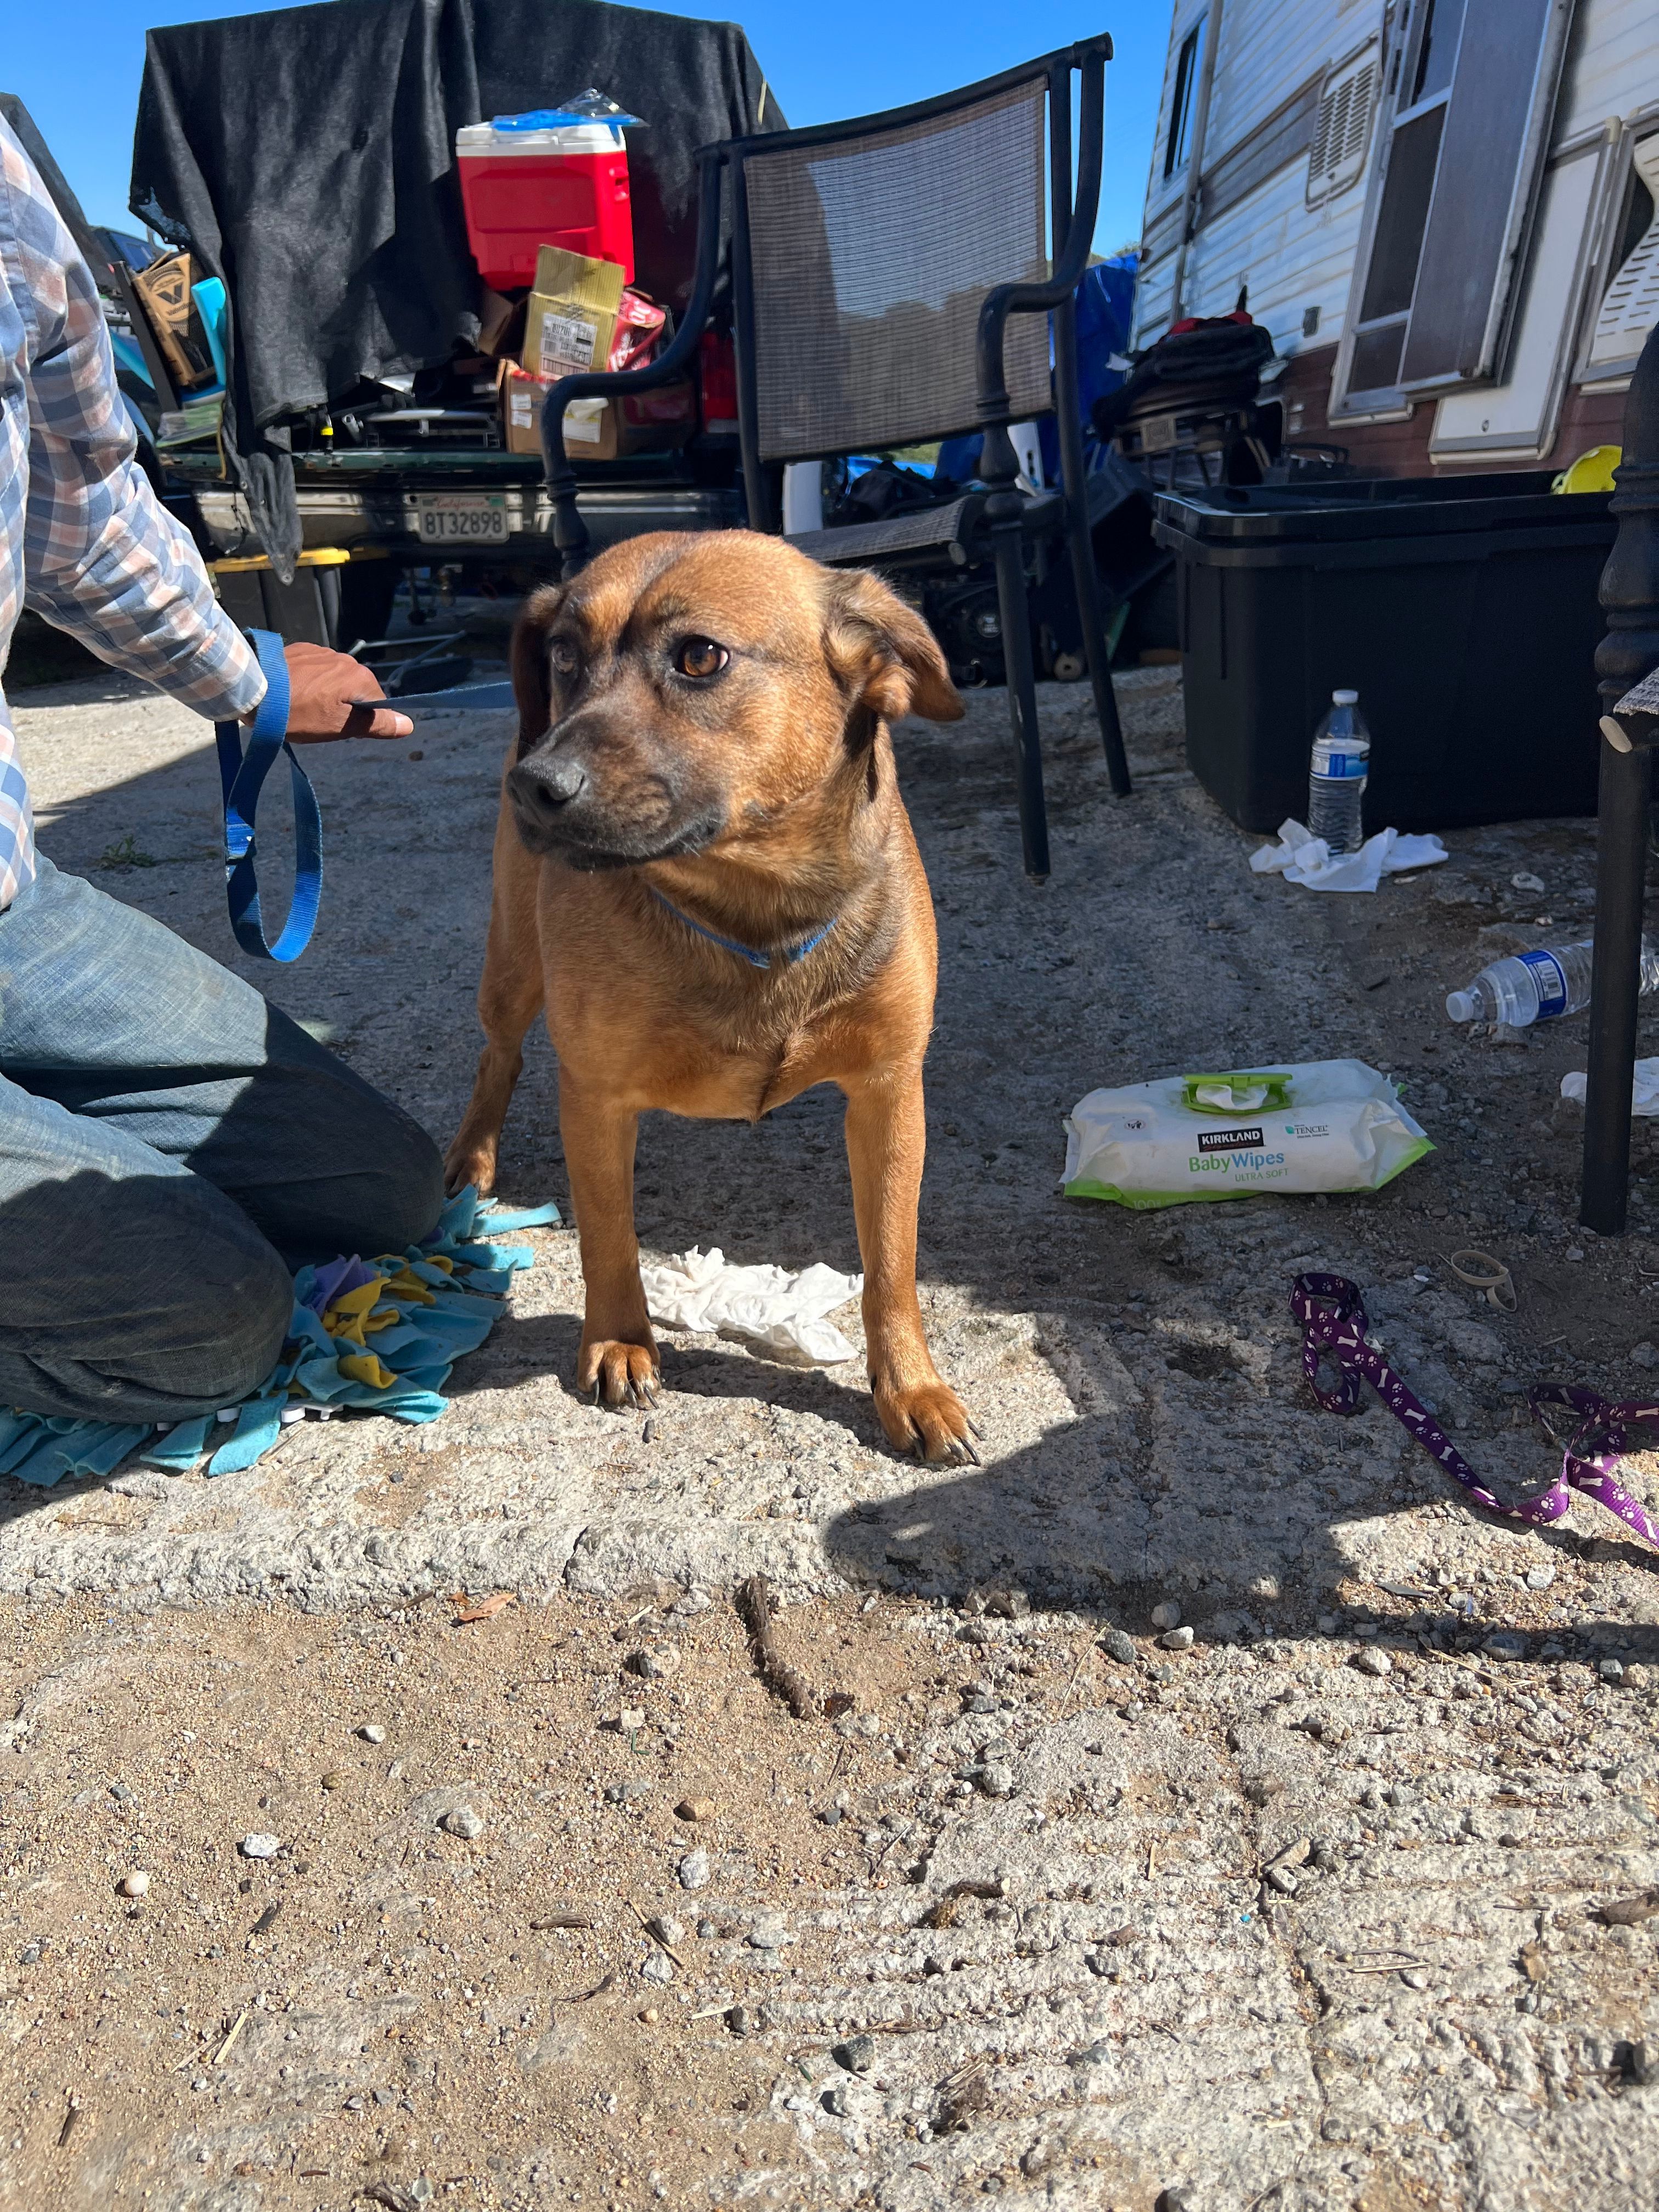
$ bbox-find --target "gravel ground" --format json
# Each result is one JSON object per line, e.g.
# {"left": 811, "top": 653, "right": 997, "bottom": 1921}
{"left": 2, "top": 653, "right": 1657, "bottom": 2209}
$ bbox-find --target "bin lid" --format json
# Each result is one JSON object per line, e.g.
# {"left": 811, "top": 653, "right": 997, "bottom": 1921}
{"left": 457, "top": 115, "right": 625, "bottom": 155}
{"left": 1153, "top": 471, "right": 1612, "bottom": 548}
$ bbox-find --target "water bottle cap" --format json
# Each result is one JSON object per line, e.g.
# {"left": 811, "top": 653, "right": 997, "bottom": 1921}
{"left": 1444, "top": 989, "right": 1476, "bottom": 1022}
{"left": 1331, "top": 688, "right": 1359, "bottom": 706}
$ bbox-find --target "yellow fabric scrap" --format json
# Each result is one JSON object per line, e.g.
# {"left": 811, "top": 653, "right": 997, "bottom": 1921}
{"left": 338, "top": 1352, "right": 398, "bottom": 1391}
{"left": 380, "top": 1269, "right": 436, "bottom": 1306}
{"left": 321, "top": 1277, "right": 391, "bottom": 1347}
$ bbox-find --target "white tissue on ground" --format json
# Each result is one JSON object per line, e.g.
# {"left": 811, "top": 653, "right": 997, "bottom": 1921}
{"left": 638, "top": 1246, "right": 863, "bottom": 1366}
{"left": 1249, "top": 818, "right": 1449, "bottom": 893}
{"left": 1561, "top": 1060, "right": 1659, "bottom": 1116}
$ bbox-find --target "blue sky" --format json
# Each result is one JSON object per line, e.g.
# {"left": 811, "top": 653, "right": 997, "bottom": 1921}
{"left": 4, "top": 1, "right": 1171, "bottom": 253}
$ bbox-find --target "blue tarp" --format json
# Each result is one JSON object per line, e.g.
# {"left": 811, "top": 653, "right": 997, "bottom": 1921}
{"left": 935, "top": 252, "right": 1138, "bottom": 486}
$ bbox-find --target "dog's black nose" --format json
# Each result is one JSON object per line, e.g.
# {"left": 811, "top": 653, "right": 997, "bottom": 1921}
{"left": 510, "top": 755, "right": 586, "bottom": 817}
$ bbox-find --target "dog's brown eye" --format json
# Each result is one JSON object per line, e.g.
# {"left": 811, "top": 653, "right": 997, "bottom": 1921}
{"left": 548, "top": 639, "right": 579, "bottom": 679}
{"left": 674, "top": 636, "right": 729, "bottom": 680}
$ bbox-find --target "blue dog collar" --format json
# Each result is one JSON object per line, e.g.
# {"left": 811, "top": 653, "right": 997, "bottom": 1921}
{"left": 646, "top": 884, "right": 836, "bottom": 971}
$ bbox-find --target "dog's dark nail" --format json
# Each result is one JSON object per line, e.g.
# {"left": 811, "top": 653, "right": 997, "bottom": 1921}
{"left": 967, "top": 1417, "right": 984, "bottom": 1440}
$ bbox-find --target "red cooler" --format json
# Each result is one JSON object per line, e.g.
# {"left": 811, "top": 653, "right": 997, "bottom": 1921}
{"left": 457, "top": 107, "right": 638, "bottom": 290}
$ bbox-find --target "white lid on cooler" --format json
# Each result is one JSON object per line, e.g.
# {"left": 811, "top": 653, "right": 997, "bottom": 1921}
{"left": 456, "top": 116, "right": 622, "bottom": 156}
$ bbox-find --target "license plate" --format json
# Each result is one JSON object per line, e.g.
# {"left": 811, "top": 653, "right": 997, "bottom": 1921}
{"left": 414, "top": 493, "right": 510, "bottom": 545}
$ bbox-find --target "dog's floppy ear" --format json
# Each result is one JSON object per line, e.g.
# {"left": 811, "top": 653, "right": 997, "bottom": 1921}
{"left": 510, "top": 584, "right": 565, "bottom": 758}
{"left": 820, "top": 568, "right": 964, "bottom": 729}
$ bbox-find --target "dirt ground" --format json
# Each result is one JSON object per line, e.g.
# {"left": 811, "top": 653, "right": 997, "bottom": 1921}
{"left": 3, "top": 646, "right": 1658, "bottom": 2211}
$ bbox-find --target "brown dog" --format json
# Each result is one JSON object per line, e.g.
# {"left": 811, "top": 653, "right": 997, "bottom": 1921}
{"left": 444, "top": 529, "right": 976, "bottom": 1464}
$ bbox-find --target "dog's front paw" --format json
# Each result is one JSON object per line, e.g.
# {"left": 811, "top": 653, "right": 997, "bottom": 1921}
{"left": 873, "top": 1375, "right": 980, "bottom": 1465}
{"left": 578, "top": 1335, "right": 661, "bottom": 1409}
{"left": 443, "top": 1130, "right": 499, "bottom": 1199}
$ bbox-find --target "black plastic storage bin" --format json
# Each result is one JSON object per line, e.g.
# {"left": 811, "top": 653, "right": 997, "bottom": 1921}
{"left": 1153, "top": 472, "right": 1616, "bottom": 833}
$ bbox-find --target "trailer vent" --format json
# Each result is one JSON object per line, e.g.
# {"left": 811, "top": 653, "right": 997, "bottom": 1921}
{"left": 1585, "top": 133, "right": 1659, "bottom": 381}
{"left": 1307, "top": 50, "right": 1378, "bottom": 208}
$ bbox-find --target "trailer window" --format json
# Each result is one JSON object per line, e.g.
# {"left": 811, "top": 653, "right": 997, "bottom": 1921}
{"left": 1164, "top": 22, "right": 1205, "bottom": 180}
{"left": 1409, "top": 0, "right": 1466, "bottom": 109}
{"left": 1358, "top": 109, "right": 1445, "bottom": 323}
{"left": 1336, "top": 0, "right": 1574, "bottom": 414}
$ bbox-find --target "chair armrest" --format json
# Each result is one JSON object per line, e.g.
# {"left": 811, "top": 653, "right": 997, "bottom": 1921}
{"left": 540, "top": 146, "right": 725, "bottom": 573}
{"left": 975, "top": 46, "right": 1107, "bottom": 424}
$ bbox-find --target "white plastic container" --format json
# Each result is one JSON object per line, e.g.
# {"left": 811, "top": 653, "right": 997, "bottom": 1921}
{"left": 1062, "top": 1060, "right": 1431, "bottom": 1209}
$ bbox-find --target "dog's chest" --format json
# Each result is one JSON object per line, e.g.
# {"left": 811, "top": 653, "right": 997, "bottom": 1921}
{"left": 656, "top": 1012, "right": 832, "bottom": 1121}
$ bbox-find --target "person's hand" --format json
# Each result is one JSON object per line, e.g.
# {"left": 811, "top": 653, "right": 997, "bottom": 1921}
{"left": 274, "top": 642, "right": 414, "bottom": 741}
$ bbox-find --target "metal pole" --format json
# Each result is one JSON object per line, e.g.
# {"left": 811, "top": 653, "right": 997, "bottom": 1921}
{"left": 981, "top": 420, "right": 1052, "bottom": 881}
{"left": 1581, "top": 324, "right": 1659, "bottom": 1234}
{"left": 1047, "top": 64, "right": 1131, "bottom": 797}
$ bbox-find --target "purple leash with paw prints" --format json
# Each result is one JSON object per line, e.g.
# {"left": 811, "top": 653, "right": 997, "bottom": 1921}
{"left": 1293, "top": 1274, "right": 1659, "bottom": 1552}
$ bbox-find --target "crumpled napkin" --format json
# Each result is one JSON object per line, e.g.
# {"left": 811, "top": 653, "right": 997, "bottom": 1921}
{"left": 1561, "top": 1060, "right": 1659, "bottom": 1116}
{"left": 1249, "top": 817, "right": 1449, "bottom": 892}
{"left": 638, "top": 1246, "right": 863, "bottom": 1366}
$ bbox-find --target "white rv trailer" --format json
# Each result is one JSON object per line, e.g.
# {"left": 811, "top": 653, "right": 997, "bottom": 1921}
{"left": 1132, "top": 0, "right": 1659, "bottom": 475}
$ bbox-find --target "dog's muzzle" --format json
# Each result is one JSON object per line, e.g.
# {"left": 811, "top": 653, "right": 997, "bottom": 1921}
{"left": 507, "top": 751, "right": 592, "bottom": 852}
{"left": 507, "top": 734, "right": 725, "bottom": 868}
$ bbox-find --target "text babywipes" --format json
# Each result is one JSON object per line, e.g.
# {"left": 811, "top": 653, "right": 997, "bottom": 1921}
{"left": 1062, "top": 1060, "right": 1431, "bottom": 1210}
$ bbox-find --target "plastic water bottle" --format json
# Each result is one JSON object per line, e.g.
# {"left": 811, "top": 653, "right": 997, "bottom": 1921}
{"left": 1444, "top": 937, "right": 1659, "bottom": 1025}
{"left": 1307, "top": 689, "right": 1370, "bottom": 854}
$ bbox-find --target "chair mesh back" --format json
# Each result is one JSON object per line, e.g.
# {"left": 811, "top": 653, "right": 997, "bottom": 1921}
{"left": 742, "top": 79, "right": 1052, "bottom": 461}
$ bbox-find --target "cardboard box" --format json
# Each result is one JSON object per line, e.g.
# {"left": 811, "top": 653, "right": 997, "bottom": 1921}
{"left": 522, "top": 246, "right": 625, "bottom": 381}
{"left": 501, "top": 365, "right": 616, "bottom": 459}
{"left": 131, "top": 251, "right": 218, "bottom": 390}
{"left": 477, "top": 285, "right": 523, "bottom": 362}
{"left": 500, "top": 364, "right": 697, "bottom": 461}
{"left": 501, "top": 363, "right": 555, "bottom": 456}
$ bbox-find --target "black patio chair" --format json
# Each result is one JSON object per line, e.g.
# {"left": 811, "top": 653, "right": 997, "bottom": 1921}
{"left": 538, "top": 36, "right": 1132, "bottom": 882}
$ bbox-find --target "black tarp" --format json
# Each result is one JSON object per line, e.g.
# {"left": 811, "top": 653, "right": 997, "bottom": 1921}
{"left": 130, "top": 0, "right": 777, "bottom": 574}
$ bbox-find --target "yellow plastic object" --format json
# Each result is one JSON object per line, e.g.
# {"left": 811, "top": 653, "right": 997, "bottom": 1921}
{"left": 1551, "top": 445, "right": 1621, "bottom": 495}
{"left": 208, "top": 546, "right": 386, "bottom": 573}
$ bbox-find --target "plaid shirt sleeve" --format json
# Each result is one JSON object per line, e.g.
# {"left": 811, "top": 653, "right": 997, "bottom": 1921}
{"left": 5, "top": 127, "right": 267, "bottom": 724}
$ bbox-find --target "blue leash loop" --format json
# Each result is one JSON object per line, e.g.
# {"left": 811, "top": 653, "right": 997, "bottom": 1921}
{"left": 214, "top": 628, "right": 323, "bottom": 963}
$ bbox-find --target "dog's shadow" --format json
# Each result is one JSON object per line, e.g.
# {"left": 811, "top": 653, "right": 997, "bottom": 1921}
{"left": 453, "top": 1301, "right": 895, "bottom": 1443}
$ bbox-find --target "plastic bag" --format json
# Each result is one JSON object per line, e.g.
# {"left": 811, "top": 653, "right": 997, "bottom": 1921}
{"left": 1062, "top": 1060, "right": 1432, "bottom": 1210}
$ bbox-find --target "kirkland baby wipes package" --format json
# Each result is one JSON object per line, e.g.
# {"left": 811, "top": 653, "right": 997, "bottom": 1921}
{"left": 1062, "top": 1061, "right": 1431, "bottom": 1210}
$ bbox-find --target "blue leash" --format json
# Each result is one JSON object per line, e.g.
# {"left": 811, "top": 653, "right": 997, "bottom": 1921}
{"left": 214, "top": 628, "right": 323, "bottom": 963}
{"left": 646, "top": 884, "right": 835, "bottom": 970}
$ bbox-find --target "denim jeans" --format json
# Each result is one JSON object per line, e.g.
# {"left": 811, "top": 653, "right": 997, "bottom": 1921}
{"left": 0, "top": 859, "right": 444, "bottom": 1421}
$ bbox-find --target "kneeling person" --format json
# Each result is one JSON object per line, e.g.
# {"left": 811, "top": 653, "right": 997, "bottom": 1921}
{"left": 0, "top": 117, "right": 442, "bottom": 1423}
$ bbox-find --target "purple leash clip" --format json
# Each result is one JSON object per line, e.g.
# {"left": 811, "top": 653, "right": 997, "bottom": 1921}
{"left": 1292, "top": 1273, "right": 1659, "bottom": 1554}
